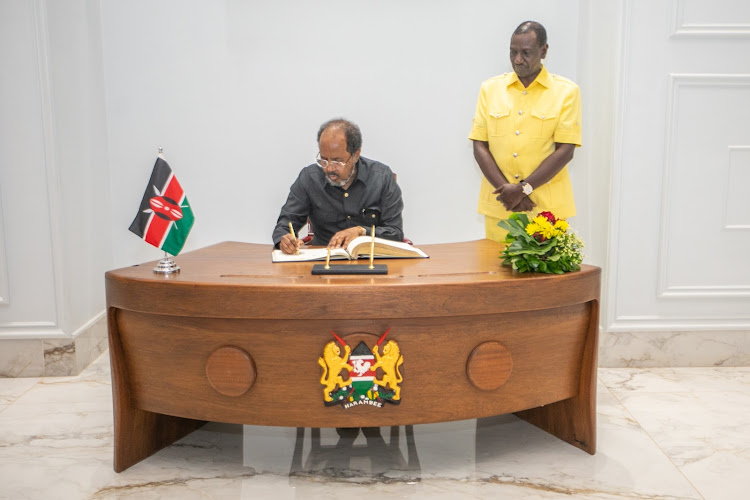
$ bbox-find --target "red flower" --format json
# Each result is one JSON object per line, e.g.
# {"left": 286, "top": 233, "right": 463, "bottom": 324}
{"left": 533, "top": 232, "right": 547, "bottom": 243}
{"left": 538, "top": 211, "right": 556, "bottom": 224}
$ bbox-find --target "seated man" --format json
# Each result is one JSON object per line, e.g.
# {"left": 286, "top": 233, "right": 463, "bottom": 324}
{"left": 273, "top": 118, "right": 404, "bottom": 254}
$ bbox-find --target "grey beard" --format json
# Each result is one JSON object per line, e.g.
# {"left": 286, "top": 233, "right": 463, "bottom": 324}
{"left": 325, "top": 165, "right": 356, "bottom": 187}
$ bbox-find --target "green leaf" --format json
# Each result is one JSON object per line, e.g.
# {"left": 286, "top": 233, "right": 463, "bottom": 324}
{"left": 506, "top": 241, "right": 554, "bottom": 256}
{"left": 499, "top": 220, "right": 530, "bottom": 240}
{"left": 513, "top": 212, "right": 530, "bottom": 227}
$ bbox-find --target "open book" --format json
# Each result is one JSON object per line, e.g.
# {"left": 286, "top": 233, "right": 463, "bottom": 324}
{"left": 272, "top": 235, "right": 428, "bottom": 262}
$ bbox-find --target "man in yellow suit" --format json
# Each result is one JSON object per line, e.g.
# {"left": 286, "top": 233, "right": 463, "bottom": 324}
{"left": 469, "top": 21, "right": 582, "bottom": 242}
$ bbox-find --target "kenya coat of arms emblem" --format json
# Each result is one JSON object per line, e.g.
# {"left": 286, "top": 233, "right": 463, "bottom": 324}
{"left": 318, "top": 329, "right": 403, "bottom": 409}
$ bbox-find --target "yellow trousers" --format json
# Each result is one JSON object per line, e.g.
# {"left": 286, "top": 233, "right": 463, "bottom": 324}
{"left": 484, "top": 215, "right": 509, "bottom": 243}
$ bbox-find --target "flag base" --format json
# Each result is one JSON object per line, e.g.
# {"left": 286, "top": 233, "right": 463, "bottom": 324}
{"left": 153, "top": 257, "right": 180, "bottom": 274}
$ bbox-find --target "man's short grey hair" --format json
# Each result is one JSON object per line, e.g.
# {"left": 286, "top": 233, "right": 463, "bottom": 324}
{"left": 513, "top": 21, "right": 547, "bottom": 47}
{"left": 317, "top": 118, "right": 363, "bottom": 155}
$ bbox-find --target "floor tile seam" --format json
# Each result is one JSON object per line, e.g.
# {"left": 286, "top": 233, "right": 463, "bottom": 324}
{"left": 598, "top": 368, "right": 750, "bottom": 394}
{"left": 605, "top": 389, "right": 750, "bottom": 399}
{"left": 604, "top": 384, "right": 708, "bottom": 500}
{"left": 2, "top": 399, "right": 114, "bottom": 409}
{"left": 0, "top": 379, "right": 42, "bottom": 406}
{"left": 0, "top": 407, "right": 114, "bottom": 425}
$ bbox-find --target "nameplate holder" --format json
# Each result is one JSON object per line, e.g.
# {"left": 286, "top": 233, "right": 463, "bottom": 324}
{"left": 311, "top": 264, "right": 388, "bottom": 275}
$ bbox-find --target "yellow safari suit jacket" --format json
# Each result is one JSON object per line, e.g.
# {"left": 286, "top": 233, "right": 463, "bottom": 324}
{"left": 469, "top": 66, "right": 582, "bottom": 219}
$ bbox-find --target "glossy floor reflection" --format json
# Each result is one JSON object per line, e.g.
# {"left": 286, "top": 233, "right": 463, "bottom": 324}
{"left": 0, "top": 351, "right": 748, "bottom": 499}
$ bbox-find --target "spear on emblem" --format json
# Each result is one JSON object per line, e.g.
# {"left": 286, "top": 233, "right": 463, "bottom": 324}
{"left": 375, "top": 328, "right": 391, "bottom": 348}
{"left": 330, "top": 330, "right": 347, "bottom": 347}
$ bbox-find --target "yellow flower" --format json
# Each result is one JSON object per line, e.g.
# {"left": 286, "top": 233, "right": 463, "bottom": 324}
{"left": 525, "top": 222, "right": 543, "bottom": 237}
{"left": 530, "top": 216, "right": 555, "bottom": 239}
{"left": 532, "top": 215, "right": 551, "bottom": 227}
{"left": 554, "top": 220, "right": 569, "bottom": 232}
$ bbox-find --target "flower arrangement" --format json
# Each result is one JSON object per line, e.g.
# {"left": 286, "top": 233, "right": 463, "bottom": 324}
{"left": 497, "top": 211, "right": 584, "bottom": 274}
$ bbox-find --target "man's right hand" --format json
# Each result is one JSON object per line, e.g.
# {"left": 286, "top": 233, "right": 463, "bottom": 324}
{"left": 510, "top": 197, "right": 536, "bottom": 213}
{"left": 279, "top": 233, "right": 302, "bottom": 255}
{"left": 494, "top": 184, "right": 536, "bottom": 213}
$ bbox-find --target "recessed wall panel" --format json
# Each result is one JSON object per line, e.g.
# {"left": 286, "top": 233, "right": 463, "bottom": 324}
{"left": 659, "top": 75, "right": 750, "bottom": 296}
{"left": 725, "top": 147, "right": 750, "bottom": 228}
{"left": 673, "top": 0, "right": 750, "bottom": 37}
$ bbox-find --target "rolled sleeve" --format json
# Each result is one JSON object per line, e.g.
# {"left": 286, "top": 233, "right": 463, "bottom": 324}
{"left": 374, "top": 174, "right": 404, "bottom": 242}
{"left": 553, "top": 85, "right": 582, "bottom": 146}
{"left": 468, "top": 84, "right": 489, "bottom": 142}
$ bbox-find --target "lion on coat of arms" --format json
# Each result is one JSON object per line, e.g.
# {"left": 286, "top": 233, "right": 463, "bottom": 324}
{"left": 371, "top": 339, "right": 404, "bottom": 401}
{"left": 318, "top": 341, "right": 352, "bottom": 402}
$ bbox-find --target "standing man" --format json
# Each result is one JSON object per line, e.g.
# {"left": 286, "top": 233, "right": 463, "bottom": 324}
{"left": 469, "top": 21, "right": 582, "bottom": 242}
{"left": 273, "top": 118, "right": 404, "bottom": 254}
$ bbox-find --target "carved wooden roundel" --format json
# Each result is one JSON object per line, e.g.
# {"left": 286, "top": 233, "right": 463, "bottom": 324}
{"left": 466, "top": 341, "right": 513, "bottom": 391}
{"left": 205, "top": 346, "right": 256, "bottom": 397}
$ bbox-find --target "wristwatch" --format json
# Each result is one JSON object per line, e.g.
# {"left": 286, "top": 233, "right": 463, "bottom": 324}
{"left": 520, "top": 180, "right": 534, "bottom": 196}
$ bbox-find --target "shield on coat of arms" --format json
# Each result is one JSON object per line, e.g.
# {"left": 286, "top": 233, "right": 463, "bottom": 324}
{"left": 349, "top": 342, "right": 376, "bottom": 398}
{"left": 318, "top": 330, "right": 403, "bottom": 409}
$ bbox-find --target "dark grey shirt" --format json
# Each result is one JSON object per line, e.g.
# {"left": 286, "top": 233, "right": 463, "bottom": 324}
{"left": 273, "top": 156, "right": 404, "bottom": 247}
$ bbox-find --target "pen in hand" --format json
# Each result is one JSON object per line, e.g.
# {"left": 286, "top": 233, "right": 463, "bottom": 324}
{"left": 288, "top": 222, "right": 299, "bottom": 254}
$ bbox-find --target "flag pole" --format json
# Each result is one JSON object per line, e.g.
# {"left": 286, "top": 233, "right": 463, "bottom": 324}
{"left": 152, "top": 146, "right": 181, "bottom": 274}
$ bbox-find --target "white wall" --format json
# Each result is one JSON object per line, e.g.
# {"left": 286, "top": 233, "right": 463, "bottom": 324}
{"left": 45, "top": 0, "right": 111, "bottom": 334}
{"left": 0, "top": 0, "right": 59, "bottom": 336}
{"left": 99, "top": 0, "right": 582, "bottom": 267}
{"left": 5, "top": 0, "right": 747, "bottom": 365}
{"left": 573, "top": 0, "right": 621, "bottom": 270}
{"left": 0, "top": 0, "right": 111, "bottom": 340}
{"left": 0, "top": 0, "right": 585, "bottom": 345}
{"left": 606, "top": 0, "right": 750, "bottom": 333}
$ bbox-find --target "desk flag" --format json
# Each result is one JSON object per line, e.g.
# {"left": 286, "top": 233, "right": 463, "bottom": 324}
{"left": 128, "top": 157, "right": 195, "bottom": 256}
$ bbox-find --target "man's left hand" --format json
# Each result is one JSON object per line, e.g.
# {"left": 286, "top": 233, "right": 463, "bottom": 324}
{"left": 494, "top": 183, "right": 528, "bottom": 211}
{"left": 328, "top": 226, "right": 364, "bottom": 249}
{"left": 511, "top": 196, "right": 535, "bottom": 213}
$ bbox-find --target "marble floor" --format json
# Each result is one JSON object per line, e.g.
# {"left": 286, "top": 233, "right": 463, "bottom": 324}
{"left": 0, "top": 352, "right": 748, "bottom": 500}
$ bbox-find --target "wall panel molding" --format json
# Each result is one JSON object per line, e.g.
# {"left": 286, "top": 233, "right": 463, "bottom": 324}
{"left": 0, "top": 312, "right": 104, "bottom": 342}
{"left": 608, "top": 316, "right": 750, "bottom": 332}
{"left": 0, "top": 321, "right": 65, "bottom": 339}
{"left": 671, "top": 0, "right": 750, "bottom": 38}
{"left": 658, "top": 73, "right": 750, "bottom": 299}
{"left": 31, "top": 0, "right": 65, "bottom": 330}
{"left": 603, "top": 0, "right": 633, "bottom": 335}
{"left": 0, "top": 187, "right": 8, "bottom": 306}
{"left": 70, "top": 310, "right": 105, "bottom": 338}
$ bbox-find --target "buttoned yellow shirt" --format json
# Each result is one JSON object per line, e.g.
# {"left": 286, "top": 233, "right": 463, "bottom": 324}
{"left": 469, "top": 66, "right": 582, "bottom": 219}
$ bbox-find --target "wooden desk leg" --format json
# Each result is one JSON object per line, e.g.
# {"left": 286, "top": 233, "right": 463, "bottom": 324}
{"left": 108, "top": 308, "right": 205, "bottom": 472}
{"left": 514, "top": 300, "right": 599, "bottom": 454}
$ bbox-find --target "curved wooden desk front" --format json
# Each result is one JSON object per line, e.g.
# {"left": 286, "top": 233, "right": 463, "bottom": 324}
{"left": 106, "top": 239, "right": 600, "bottom": 472}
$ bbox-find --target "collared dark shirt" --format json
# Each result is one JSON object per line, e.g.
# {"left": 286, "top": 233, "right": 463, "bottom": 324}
{"left": 273, "top": 156, "right": 404, "bottom": 247}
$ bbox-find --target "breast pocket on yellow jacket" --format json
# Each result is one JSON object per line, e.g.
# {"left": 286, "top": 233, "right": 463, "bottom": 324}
{"left": 488, "top": 108, "right": 511, "bottom": 137}
{"left": 530, "top": 109, "right": 558, "bottom": 139}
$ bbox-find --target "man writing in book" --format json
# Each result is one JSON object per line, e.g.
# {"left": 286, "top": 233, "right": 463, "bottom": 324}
{"left": 469, "top": 21, "right": 582, "bottom": 242}
{"left": 273, "top": 118, "right": 405, "bottom": 254}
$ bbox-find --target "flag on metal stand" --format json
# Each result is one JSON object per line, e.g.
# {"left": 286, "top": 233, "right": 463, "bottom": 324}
{"left": 129, "top": 155, "right": 195, "bottom": 258}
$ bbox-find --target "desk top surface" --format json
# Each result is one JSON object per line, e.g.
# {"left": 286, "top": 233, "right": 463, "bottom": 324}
{"left": 105, "top": 240, "right": 600, "bottom": 319}
{"left": 107, "top": 239, "right": 598, "bottom": 287}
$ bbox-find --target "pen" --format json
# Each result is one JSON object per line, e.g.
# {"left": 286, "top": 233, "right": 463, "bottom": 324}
{"left": 288, "top": 222, "right": 299, "bottom": 254}
{"left": 368, "top": 225, "right": 376, "bottom": 269}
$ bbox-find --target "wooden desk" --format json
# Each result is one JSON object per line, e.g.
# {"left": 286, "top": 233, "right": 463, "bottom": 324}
{"left": 106, "top": 240, "right": 600, "bottom": 472}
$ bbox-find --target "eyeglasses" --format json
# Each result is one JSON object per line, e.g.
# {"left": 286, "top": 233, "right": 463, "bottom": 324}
{"left": 316, "top": 153, "right": 352, "bottom": 169}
